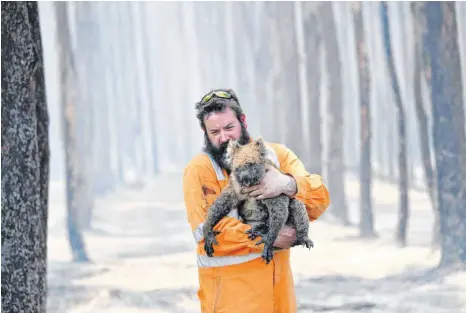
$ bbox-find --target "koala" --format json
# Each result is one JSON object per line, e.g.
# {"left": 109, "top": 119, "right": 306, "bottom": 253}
{"left": 202, "top": 137, "right": 314, "bottom": 264}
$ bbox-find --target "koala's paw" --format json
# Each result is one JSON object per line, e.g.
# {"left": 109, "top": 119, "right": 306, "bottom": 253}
{"left": 245, "top": 229, "right": 261, "bottom": 240}
{"left": 295, "top": 236, "right": 314, "bottom": 250}
{"left": 204, "top": 230, "right": 221, "bottom": 257}
{"left": 261, "top": 243, "right": 274, "bottom": 264}
{"left": 245, "top": 226, "right": 265, "bottom": 240}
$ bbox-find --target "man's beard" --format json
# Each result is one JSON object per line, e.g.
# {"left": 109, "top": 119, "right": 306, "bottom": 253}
{"left": 203, "top": 124, "right": 251, "bottom": 175}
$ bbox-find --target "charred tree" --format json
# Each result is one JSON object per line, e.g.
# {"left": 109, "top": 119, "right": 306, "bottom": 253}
{"left": 425, "top": 2, "right": 466, "bottom": 267}
{"left": 257, "top": 2, "right": 281, "bottom": 142}
{"left": 54, "top": 1, "right": 90, "bottom": 262}
{"left": 75, "top": 2, "right": 114, "bottom": 198}
{"left": 74, "top": 1, "right": 96, "bottom": 229}
{"left": 352, "top": 2, "right": 376, "bottom": 238}
{"left": 320, "top": 2, "right": 349, "bottom": 225}
{"left": 302, "top": 2, "right": 323, "bottom": 174}
{"left": 1, "top": 2, "right": 49, "bottom": 312}
{"left": 380, "top": 2, "right": 409, "bottom": 247}
{"left": 276, "top": 2, "right": 305, "bottom": 160}
{"left": 411, "top": 2, "right": 440, "bottom": 247}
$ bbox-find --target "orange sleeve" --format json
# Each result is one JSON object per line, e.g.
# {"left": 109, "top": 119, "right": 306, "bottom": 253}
{"left": 276, "top": 145, "right": 331, "bottom": 221}
{"left": 183, "top": 162, "right": 262, "bottom": 257}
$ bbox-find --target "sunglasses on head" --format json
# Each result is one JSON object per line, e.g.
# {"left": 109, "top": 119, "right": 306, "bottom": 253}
{"left": 200, "top": 90, "right": 234, "bottom": 105}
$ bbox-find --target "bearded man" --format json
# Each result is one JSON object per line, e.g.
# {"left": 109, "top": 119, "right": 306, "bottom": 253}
{"left": 182, "top": 88, "right": 330, "bottom": 313}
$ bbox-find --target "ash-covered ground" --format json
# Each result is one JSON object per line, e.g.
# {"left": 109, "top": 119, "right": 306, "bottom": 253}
{"left": 46, "top": 173, "right": 466, "bottom": 313}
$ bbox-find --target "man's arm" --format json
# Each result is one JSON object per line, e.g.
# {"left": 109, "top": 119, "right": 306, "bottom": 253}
{"left": 183, "top": 162, "right": 263, "bottom": 257}
{"left": 282, "top": 174, "right": 298, "bottom": 198}
{"left": 278, "top": 145, "right": 331, "bottom": 221}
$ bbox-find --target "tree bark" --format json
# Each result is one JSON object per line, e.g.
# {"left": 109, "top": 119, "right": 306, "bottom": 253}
{"left": 425, "top": 1, "right": 466, "bottom": 267}
{"left": 276, "top": 2, "right": 305, "bottom": 160}
{"left": 320, "top": 2, "right": 349, "bottom": 225}
{"left": 74, "top": 1, "right": 96, "bottom": 229}
{"left": 259, "top": 3, "right": 280, "bottom": 142}
{"left": 410, "top": 2, "right": 440, "bottom": 247}
{"left": 1, "top": 2, "right": 49, "bottom": 312}
{"left": 302, "top": 2, "right": 323, "bottom": 174}
{"left": 352, "top": 2, "right": 376, "bottom": 238}
{"left": 380, "top": 2, "right": 409, "bottom": 247}
{"left": 54, "top": 1, "right": 90, "bottom": 262}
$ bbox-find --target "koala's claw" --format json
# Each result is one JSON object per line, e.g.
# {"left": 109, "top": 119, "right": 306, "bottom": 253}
{"left": 204, "top": 230, "right": 221, "bottom": 257}
{"left": 255, "top": 238, "right": 265, "bottom": 246}
{"left": 245, "top": 229, "right": 263, "bottom": 240}
{"left": 294, "top": 236, "right": 314, "bottom": 250}
{"left": 204, "top": 242, "right": 214, "bottom": 257}
{"left": 261, "top": 243, "right": 274, "bottom": 264}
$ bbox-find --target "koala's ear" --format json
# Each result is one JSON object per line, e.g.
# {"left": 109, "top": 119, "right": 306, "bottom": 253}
{"left": 255, "top": 136, "right": 265, "bottom": 147}
{"left": 227, "top": 140, "right": 241, "bottom": 155}
{"left": 255, "top": 136, "right": 267, "bottom": 156}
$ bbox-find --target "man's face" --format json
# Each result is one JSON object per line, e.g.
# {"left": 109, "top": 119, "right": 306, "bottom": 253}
{"left": 203, "top": 106, "right": 250, "bottom": 172}
{"left": 204, "top": 106, "right": 243, "bottom": 148}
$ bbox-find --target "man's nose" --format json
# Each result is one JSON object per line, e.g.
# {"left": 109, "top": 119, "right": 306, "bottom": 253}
{"left": 219, "top": 132, "right": 228, "bottom": 143}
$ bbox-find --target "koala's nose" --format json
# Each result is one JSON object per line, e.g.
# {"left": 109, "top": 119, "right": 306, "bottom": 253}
{"left": 235, "top": 168, "right": 249, "bottom": 184}
{"left": 239, "top": 171, "right": 248, "bottom": 180}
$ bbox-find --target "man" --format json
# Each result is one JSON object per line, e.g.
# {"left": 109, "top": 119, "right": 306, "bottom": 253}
{"left": 183, "top": 89, "right": 330, "bottom": 313}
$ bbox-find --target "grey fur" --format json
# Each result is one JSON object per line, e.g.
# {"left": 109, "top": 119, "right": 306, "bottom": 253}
{"left": 203, "top": 138, "right": 313, "bottom": 264}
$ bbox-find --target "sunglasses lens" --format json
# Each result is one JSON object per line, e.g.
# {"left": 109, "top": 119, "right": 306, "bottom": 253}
{"left": 202, "top": 93, "right": 213, "bottom": 103}
{"left": 201, "top": 91, "right": 232, "bottom": 104}
{"left": 215, "top": 91, "right": 231, "bottom": 98}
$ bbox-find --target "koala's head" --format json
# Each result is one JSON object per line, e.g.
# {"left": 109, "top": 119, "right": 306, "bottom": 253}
{"left": 225, "top": 137, "right": 268, "bottom": 187}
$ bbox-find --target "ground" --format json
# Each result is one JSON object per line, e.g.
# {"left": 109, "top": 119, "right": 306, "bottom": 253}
{"left": 46, "top": 173, "right": 466, "bottom": 313}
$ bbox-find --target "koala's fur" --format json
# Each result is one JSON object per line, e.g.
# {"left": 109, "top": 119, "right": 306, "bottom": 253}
{"left": 202, "top": 137, "right": 314, "bottom": 264}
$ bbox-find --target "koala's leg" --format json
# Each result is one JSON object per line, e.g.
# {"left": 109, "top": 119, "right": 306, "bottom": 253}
{"left": 288, "top": 199, "right": 314, "bottom": 249}
{"left": 245, "top": 201, "right": 269, "bottom": 239}
{"left": 256, "top": 195, "right": 289, "bottom": 264}
{"left": 202, "top": 185, "right": 239, "bottom": 257}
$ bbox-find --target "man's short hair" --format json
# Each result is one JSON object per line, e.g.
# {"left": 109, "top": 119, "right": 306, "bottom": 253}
{"left": 195, "top": 88, "right": 245, "bottom": 129}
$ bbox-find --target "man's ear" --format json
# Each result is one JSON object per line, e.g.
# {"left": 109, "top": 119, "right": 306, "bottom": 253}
{"left": 240, "top": 114, "right": 247, "bottom": 129}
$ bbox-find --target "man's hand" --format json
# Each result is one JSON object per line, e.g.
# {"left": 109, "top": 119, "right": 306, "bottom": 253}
{"left": 241, "top": 164, "right": 297, "bottom": 200}
{"left": 273, "top": 226, "right": 296, "bottom": 249}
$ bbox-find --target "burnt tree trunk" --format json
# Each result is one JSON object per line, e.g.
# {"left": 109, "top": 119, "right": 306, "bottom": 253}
{"left": 76, "top": 2, "right": 114, "bottom": 198}
{"left": 260, "top": 3, "right": 281, "bottom": 142}
{"left": 320, "top": 2, "right": 349, "bottom": 225}
{"left": 411, "top": 2, "right": 440, "bottom": 247}
{"left": 380, "top": 2, "right": 409, "bottom": 247}
{"left": 54, "top": 1, "right": 90, "bottom": 263}
{"left": 425, "top": 2, "right": 466, "bottom": 267}
{"left": 1, "top": 2, "right": 49, "bottom": 312}
{"left": 277, "top": 3, "right": 305, "bottom": 160}
{"left": 74, "top": 1, "right": 95, "bottom": 229}
{"left": 265, "top": 3, "right": 287, "bottom": 145}
{"left": 94, "top": 3, "right": 116, "bottom": 196}
{"left": 352, "top": 2, "right": 376, "bottom": 238}
{"left": 302, "top": 2, "right": 323, "bottom": 174}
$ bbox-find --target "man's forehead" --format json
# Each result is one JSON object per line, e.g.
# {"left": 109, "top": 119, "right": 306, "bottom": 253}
{"left": 204, "top": 109, "right": 237, "bottom": 128}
